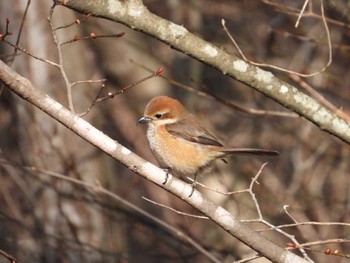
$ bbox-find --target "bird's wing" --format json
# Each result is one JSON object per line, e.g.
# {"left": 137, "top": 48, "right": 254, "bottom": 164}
{"left": 166, "top": 116, "right": 279, "bottom": 157}
{"left": 166, "top": 115, "right": 224, "bottom": 147}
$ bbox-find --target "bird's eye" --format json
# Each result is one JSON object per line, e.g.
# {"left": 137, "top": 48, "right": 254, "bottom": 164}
{"left": 154, "top": 113, "right": 162, "bottom": 119}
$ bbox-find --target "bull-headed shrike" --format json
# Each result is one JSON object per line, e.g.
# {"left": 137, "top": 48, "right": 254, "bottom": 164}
{"left": 138, "top": 96, "right": 278, "bottom": 196}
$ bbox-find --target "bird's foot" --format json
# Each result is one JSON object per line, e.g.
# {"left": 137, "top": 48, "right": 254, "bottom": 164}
{"left": 162, "top": 168, "right": 171, "bottom": 184}
{"left": 188, "top": 174, "right": 197, "bottom": 197}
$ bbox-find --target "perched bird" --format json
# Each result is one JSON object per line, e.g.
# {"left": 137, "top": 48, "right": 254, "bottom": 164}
{"left": 138, "top": 96, "right": 278, "bottom": 196}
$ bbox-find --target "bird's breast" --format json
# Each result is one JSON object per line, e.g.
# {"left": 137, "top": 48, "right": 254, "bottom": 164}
{"left": 146, "top": 125, "right": 221, "bottom": 175}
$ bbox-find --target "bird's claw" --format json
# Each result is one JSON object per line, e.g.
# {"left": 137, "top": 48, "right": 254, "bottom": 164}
{"left": 188, "top": 174, "right": 197, "bottom": 197}
{"left": 162, "top": 168, "right": 170, "bottom": 184}
{"left": 189, "top": 182, "right": 196, "bottom": 197}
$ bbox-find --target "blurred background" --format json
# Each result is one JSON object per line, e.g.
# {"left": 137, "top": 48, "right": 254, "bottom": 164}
{"left": 0, "top": 0, "right": 349, "bottom": 262}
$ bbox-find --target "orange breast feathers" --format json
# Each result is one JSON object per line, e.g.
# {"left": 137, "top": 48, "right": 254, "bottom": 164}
{"left": 146, "top": 123, "right": 221, "bottom": 175}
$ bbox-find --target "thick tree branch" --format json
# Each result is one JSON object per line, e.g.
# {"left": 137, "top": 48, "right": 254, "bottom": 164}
{"left": 0, "top": 60, "right": 308, "bottom": 263}
{"left": 62, "top": 0, "right": 350, "bottom": 145}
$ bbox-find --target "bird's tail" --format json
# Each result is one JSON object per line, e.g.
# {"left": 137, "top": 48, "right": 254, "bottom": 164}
{"left": 220, "top": 148, "right": 279, "bottom": 157}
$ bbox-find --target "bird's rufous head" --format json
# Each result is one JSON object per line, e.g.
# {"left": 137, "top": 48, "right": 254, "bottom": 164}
{"left": 138, "top": 96, "right": 189, "bottom": 125}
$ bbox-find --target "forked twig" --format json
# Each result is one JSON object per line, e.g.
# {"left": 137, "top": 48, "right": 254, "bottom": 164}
{"left": 222, "top": 0, "right": 331, "bottom": 78}
{"left": 79, "top": 67, "right": 163, "bottom": 117}
{"left": 239, "top": 163, "right": 314, "bottom": 262}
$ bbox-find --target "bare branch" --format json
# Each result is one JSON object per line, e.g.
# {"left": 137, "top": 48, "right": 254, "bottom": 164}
{"left": 0, "top": 249, "right": 17, "bottom": 263}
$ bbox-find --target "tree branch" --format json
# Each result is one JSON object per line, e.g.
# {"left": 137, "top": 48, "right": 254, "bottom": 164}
{"left": 62, "top": 0, "right": 350, "bottom": 145}
{"left": 0, "top": 60, "right": 308, "bottom": 263}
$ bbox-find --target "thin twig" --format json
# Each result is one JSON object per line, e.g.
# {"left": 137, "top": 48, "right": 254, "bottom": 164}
{"left": 98, "top": 67, "right": 164, "bottom": 101}
{"left": 295, "top": 0, "right": 310, "bottom": 28}
{"left": 54, "top": 13, "right": 92, "bottom": 30}
{"left": 78, "top": 82, "right": 107, "bottom": 117}
{"left": 79, "top": 67, "right": 163, "bottom": 117}
{"left": 262, "top": 0, "right": 350, "bottom": 30}
{"left": 0, "top": 39, "right": 59, "bottom": 68}
{"left": 71, "top": 79, "right": 107, "bottom": 87}
{"left": 60, "top": 32, "right": 125, "bottom": 46}
{"left": 300, "top": 238, "right": 350, "bottom": 247}
{"left": 221, "top": 0, "right": 332, "bottom": 78}
{"left": 239, "top": 163, "right": 314, "bottom": 262}
{"left": 301, "top": 246, "right": 350, "bottom": 259}
{"left": 7, "top": 0, "right": 32, "bottom": 66}
{"left": 0, "top": 248, "right": 17, "bottom": 263}
{"left": 142, "top": 196, "right": 209, "bottom": 219}
{"left": 193, "top": 180, "right": 250, "bottom": 195}
{"left": 47, "top": 4, "right": 74, "bottom": 112}
{"left": 0, "top": 16, "right": 58, "bottom": 69}
{"left": 258, "top": 221, "right": 350, "bottom": 232}
{"left": 283, "top": 205, "right": 298, "bottom": 223}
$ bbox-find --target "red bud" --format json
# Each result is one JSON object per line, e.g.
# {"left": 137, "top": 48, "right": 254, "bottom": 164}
{"left": 156, "top": 67, "right": 164, "bottom": 76}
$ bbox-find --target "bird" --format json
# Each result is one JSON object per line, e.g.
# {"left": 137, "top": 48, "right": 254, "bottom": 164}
{"left": 138, "top": 96, "right": 279, "bottom": 196}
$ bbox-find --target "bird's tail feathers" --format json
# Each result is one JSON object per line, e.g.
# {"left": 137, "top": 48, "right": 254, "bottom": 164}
{"left": 220, "top": 148, "right": 279, "bottom": 157}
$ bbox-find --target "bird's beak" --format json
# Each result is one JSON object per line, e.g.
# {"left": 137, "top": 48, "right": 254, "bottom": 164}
{"left": 138, "top": 116, "right": 152, "bottom": 125}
